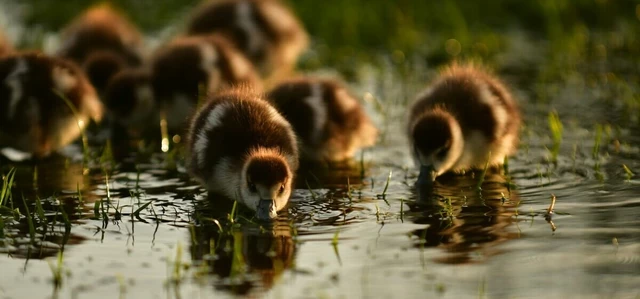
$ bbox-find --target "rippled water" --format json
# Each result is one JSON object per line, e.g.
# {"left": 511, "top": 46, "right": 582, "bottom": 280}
{"left": 2, "top": 7, "right": 640, "bottom": 299}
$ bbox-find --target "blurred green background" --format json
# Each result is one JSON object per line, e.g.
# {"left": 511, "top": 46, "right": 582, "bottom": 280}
{"left": 15, "top": 0, "right": 640, "bottom": 59}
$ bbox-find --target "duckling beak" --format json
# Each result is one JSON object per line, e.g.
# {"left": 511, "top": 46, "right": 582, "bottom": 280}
{"left": 256, "top": 199, "right": 277, "bottom": 220}
{"left": 418, "top": 165, "right": 438, "bottom": 184}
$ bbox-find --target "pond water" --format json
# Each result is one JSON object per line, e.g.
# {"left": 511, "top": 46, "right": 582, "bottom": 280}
{"left": 2, "top": 3, "right": 640, "bottom": 299}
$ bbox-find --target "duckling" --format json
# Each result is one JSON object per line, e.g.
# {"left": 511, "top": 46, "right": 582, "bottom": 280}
{"left": 267, "top": 78, "right": 378, "bottom": 162}
{"left": 408, "top": 64, "right": 520, "bottom": 183}
{"left": 151, "top": 35, "right": 262, "bottom": 131}
{"left": 187, "top": 88, "right": 298, "bottom": 220}
{"left": 0, "top": 29, "right": 13, "bottom": 56}
{"left": 186, "top": 0, "right": 308, "bottom": 81}
{"left": 57, "top": 5, "right": 144, "bottom": 93}
{"left": 104, "top": 68, "right": 156, "bottom": 135}
{"left": 0, "top": 52, "right": 103, "bottom": 157}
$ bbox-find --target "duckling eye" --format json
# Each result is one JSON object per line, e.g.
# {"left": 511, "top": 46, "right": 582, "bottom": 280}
{"left": 279, "top": 185, "right": 285, "bottom": 194}
{"left": 248, "top": 182, "right": 257, "bottom": 193}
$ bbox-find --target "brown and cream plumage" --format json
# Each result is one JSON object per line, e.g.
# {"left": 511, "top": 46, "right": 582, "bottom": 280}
{"left": 57, "top": 5, "right": 144, "bottom": 93}
{"left": 0, "top": 52, "right": 103, "bottom": 157}
{"left": 150, "top": 35, "right": 262, "bottom": 131}
{"left": 187, "top": 88, "right": 298, "bottom": 220}
{"left": 186, "top": 0, "right": 308, "bottom": 81}
{"left": 408, "top": 64, "right": 521, "bottom": 182}
{"left": 267, "top": 78, "right": 378, "bottom": 162}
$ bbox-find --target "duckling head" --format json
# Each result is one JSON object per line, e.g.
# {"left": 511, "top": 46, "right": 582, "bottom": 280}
{"left": 240, "top": 148, "right": 293, "bottom": 220}
{"left": 411, "top": 109, "right": 464, "bottom": 183}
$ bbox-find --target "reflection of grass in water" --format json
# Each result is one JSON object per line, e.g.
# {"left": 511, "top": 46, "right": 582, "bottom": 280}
{"left": 47, "top": 250, "right": 64, "bottom": 291}
{"left": 378, "top": 170, "right": 392, "bottom": 206}
{"left": 331, "top": 229, "right": 341, "bottom": 266}
{"left": 230, "top": 231, "right": 247, "bottom": 281}
{"left": 439, "top": 197, "right": 454, "bottom": 226}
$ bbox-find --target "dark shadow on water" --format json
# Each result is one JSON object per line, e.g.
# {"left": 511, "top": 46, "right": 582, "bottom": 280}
{"left": 409, "top": 168, "right": 522, "bottom": 264}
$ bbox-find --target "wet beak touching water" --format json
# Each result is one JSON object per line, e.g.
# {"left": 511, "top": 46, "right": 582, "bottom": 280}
{"left": 418, "top": 165, "right": 438, "bottom": 185}
{"left": 256, "top": 199, "right": 277, "bottom": 220}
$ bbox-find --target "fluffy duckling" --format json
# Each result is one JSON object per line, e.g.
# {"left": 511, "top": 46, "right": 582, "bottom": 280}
{"left": 186, "top": 0, "right": 308, "bottom": 80}
{"left": 187, "top": 88, "right": 298, "bottom": 220}
{"left": 151, "top": 35, "right": 262, "bottom": 131}
{"left": 267, "top": 78, "right": 378, "bottom": 162}
{"left": 57, "top": 5, "right": 144, "bottom": 93}
{"left": 408, "top": 64, "right": 521, "bottom": 183}
{"left": 104, "top": 68, "right": 155, "bottom": 133}
{"left": 0, "top": 52, "right": 103, "bottom": 157}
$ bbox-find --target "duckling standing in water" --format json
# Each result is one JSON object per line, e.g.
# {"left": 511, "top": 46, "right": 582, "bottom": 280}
{"left": 267, "top": 78, "right": 378, "bottom": 162}
{"left": 151, "top": 35, "right": 262, "bottom": 131}
{"left": 57, "top": 5, "right": 144, "bottom": 94}
{"left": 186, "top": 0, "right": 308, "bottom": 82}
{"left": 187, "top": 88, "right": 298, "bottom": 220}
{"left": 0, "top": 52, "right": 103, "bottom": 157}
{"left": 408, "top": 65, "right": 520, "bottom": 183}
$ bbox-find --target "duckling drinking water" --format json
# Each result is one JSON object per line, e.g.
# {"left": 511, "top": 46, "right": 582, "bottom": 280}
{"left": 187, "top": 88, "right": 298, "bottom": 220}
{"left": 408, "top": 64, "right": 521, "bottom": 182}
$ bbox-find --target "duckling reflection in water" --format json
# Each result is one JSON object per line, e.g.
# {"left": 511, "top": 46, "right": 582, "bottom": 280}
{"left": 411, "top": 169, "right": 522, "bottom": 264}
{"left": 408, "top": 64, "right": 521, "bottom": 184}
{"left": 189, "top": 202, "right": 295, "bottom": 295}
